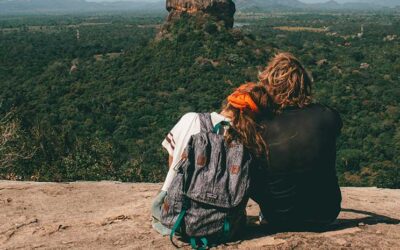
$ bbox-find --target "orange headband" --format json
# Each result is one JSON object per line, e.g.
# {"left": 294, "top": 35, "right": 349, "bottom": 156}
{"left": 227, "top": 84, "right": 259, "bottom": 113}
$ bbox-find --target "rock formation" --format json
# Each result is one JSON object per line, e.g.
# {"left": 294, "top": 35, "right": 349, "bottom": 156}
{"left": 165, "top": 0, "right": 236, "bottom": 28}
{"left": 1, "top": 181, "right": 400, "bottom": 249}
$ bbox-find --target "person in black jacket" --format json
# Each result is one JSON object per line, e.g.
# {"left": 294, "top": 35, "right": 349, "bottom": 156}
{"left": 251, "top": 52, "right": 342, "bottom": 230}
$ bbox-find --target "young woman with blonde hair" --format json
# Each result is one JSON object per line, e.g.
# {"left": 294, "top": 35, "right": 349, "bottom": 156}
{"left": 252, "top": 52, "right": 343, "bottom": 229}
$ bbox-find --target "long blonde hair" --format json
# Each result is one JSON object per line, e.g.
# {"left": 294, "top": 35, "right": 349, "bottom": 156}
{"left": 259, "top": 52, "right": 313, "bottom": 112}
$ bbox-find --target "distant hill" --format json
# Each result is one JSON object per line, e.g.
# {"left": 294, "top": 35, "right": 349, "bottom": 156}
{"left": 307, "top": 0, "right": 383, "bottom": 10}
{"left": 345, "top": 0, "right": 400, "bottom": 8}
{"left": 0, "top": 0, "right": 165, "bottom": 15}
{"left": 0, "top": 0, "right": 398, "bottom": 15}
{"left": 235, "top": 0, "right": 398, "bottom": 11}
{"left": 308, "top": 0, "right": 341, "bottom": 10}
{"left": 235, "top": 0, "right": 307, "bottom": 11}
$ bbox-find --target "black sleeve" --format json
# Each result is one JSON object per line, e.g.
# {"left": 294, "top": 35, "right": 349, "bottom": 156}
{"left": 326, "top": 106, "right": 343, "bottom": 136}
{"left": 332, "top": 108, "right": 343, "bottom": 136}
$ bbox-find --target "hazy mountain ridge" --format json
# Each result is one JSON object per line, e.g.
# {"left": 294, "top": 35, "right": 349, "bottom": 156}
{"left": 235, "top": 0, "right": 307, "bottom": 11}
{"left": 0, "top": 0, "right": 399, "bottom": 15}
{"left": 351, "top": 0, "right": 400, "bottom": 8}
{"left": 0, "top": 0, "right": 166, "bottom": 14}
{"left": 236, "top": 0, "right": 399, "bottom": 11}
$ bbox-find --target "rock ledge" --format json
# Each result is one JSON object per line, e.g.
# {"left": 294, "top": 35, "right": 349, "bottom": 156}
{"left": 0, "top": 181, "right": 399, "bottom": 249}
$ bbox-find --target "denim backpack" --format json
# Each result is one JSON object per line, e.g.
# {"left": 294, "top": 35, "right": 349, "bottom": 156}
{"left": 160, "top": 113, "right": 252, "bottom": 249}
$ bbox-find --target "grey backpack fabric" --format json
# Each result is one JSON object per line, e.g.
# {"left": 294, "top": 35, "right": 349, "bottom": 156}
{"left": 160, "top": 113, "right": 252, "bottom": 248}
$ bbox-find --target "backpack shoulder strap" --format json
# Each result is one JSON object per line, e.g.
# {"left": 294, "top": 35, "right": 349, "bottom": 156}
{"left": 198, "top": 113, "right": 214, "bottom": 133}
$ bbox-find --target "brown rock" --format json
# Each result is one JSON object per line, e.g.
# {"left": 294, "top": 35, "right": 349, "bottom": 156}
{"left": 0, "top": 182, "right": 399, "bottom": 249}
{"left": 165, "top": 0, "right": 236, "bottom": 28}
{"left": 334, "top": 238, "right": 347, "bottom": 246}
{"left": 317, "top": 59, "right": 328, "bottom": 67}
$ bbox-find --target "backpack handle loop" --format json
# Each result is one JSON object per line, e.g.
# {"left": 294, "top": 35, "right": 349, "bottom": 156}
{"left": 190, "top": 237, "right": 208, "bottom": 250}
{"left": 170, "top": 209, "right": 187, "bottom": 248}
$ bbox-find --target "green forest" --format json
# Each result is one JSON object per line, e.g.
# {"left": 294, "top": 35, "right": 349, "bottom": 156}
{"left": 0, "top": 11, "right": 399, "bottom": 188}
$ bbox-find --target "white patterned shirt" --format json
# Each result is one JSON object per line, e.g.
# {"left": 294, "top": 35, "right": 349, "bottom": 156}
{"left": 161, "top": 112, "right": 230, "bottom": 191}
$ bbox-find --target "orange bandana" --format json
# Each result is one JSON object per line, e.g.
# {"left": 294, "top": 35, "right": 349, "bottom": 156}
{"left": 228, "top": 84, "right": 259, "bottom": 113}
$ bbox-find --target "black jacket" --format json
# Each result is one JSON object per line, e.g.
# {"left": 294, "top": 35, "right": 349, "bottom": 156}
{"left": 251, "top": 104, "right": 342, "bottom": 227}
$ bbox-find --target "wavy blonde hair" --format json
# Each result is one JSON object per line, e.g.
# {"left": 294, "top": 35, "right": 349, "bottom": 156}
{"left": 258, "top": 52, "right": 313, "bottom": 112}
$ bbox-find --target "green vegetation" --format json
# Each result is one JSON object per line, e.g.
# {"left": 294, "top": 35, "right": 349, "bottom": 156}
{"left": 0, "top": 12, "right": 399, "bottom": 188}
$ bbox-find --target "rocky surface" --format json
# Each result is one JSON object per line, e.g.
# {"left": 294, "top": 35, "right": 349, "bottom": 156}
{"left": 165, "top": 0, "right": 236, "bottom": 28}
{"left": 0, "top": 181, "right": 399, "bottom": 249}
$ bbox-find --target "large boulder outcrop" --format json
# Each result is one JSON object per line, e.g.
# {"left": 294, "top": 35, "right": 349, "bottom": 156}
{"left": 165, "top": 0, "right": 236, "bottom": 28}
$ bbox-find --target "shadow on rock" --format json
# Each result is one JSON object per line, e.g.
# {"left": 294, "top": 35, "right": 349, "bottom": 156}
{"left": 239, "top": 208, "right": 400, "bottom": 242}
{"left": 329, "top": 208, "right": 400, "bottom": 230}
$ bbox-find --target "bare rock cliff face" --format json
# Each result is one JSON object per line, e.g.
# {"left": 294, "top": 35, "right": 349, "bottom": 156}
{"left": 165, "top": 0, "right": 236, "bottom": 28}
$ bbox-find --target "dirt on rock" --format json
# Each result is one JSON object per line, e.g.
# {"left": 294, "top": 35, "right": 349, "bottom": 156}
{"left": 0, "top": 181, "right": 399, "bottom": 249}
